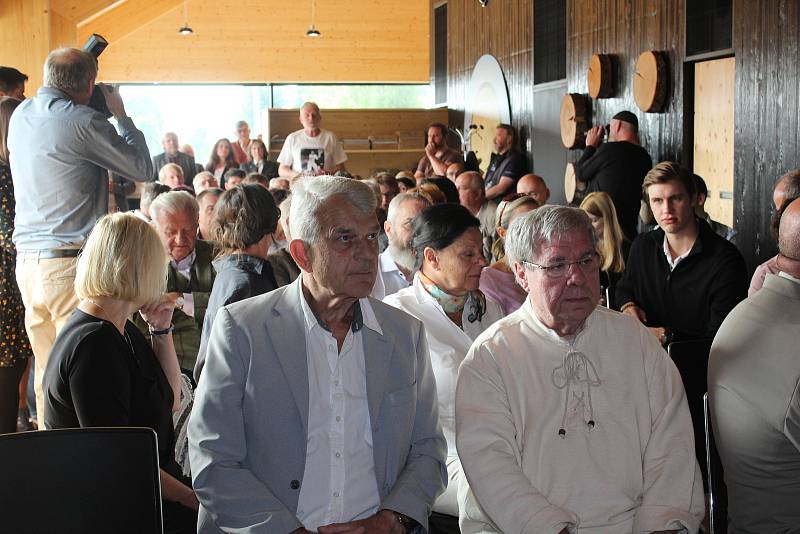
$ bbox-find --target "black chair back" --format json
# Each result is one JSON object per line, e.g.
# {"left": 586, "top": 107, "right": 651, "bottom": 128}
{"left": 0, "top": 427, "right": 163, "bottom": 534}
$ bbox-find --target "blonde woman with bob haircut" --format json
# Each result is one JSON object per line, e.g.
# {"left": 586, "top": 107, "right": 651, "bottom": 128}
{"left": 42, "top": 212, "right": 200, "bottom": 532}
{"left": 580, "top": 191, "right": 629, "bottom": 308}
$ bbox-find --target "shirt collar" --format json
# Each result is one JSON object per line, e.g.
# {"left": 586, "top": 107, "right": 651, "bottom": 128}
{"left": 297, "top": 278, "right": 382, "bottom": 335}
{"left": 521, "top": 297, "right": 592, "bottom": 347}
{"left": 171, "top": 249, "right": 196, "bottom": 272}
{"left": 212, "top": 253, "right": 265, "bottom": 275}
{"left": 379, "top": 249, "right": 403, "bottom": 275}
{"left": 662, "top": 236, "right": 691, "bottom": 271}
{"left": 779, "top": 271, "right": 800, "bottom": 284}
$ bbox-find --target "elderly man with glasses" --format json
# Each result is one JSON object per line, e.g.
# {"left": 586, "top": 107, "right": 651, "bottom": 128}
{"left": 455, "top": 205, "right": 704, "bottom": 534}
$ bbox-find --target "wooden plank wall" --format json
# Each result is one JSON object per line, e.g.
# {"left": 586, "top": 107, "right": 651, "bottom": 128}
{"left": 566, "top": 0, "right": 685, "bottom": 164}
{"left": 0, "top": 0, "right": 51, "bottom": 92}
{"left": 733, "top": 0, "right": 800, "bottom": 270}
{"left": 446, "top": 0, "right": 534, "bottom": 165}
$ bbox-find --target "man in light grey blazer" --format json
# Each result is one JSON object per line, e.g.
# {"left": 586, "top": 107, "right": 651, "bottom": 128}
{"left": 189, "top": 175, "right": 447, "bottom": 533}
{"left": 708, "top": 197, "right": 800, "bottom": 532}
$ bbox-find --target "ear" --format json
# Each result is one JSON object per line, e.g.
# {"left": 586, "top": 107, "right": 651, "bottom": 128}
{"left": 513, "top": 261, "right": 531, "bottom": 292}
{"left": 423, "top": 246, "right": 439, "bottom": 270}
{"left": 383, "top": 219, "right": 392, "bottom": 237}
{"left": 289, "top": 239, "right": 313, "bottom": 272}
{"left": 496, "top": 226, "right": 507, "bottom": 239}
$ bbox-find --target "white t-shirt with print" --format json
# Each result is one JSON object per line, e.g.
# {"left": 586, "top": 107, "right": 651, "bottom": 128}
{"left": 277, "top": 129, "right": 348, "bottom": 174}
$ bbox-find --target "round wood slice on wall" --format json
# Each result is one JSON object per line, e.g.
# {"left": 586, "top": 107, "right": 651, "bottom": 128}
{"left": 560, "top": 93, "right": 589, "bottom": 149}
{"left": 564, "top": 162, "right": 588, "bottom": 205}
{"left": 587, "top": 53, "right": 613, "bottom": 98}
{"left": 633, "top": 50, "right": 669, "bottom": 112}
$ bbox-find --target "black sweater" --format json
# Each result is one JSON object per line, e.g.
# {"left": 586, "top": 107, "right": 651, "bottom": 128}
{"left": 615, "top": 219, "right": 748, "bottom": 341}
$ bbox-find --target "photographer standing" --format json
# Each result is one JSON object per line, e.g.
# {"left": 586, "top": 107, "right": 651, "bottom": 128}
{"left": 8, "top": 48, "right": 152, "bottom": 428}
{"left": 575, "top": 110, "right": 652, "bottom": 241}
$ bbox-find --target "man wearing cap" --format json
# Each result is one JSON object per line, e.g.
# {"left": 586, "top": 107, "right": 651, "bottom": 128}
{"left": 575, "top": 111, "right": 652, "bottom": 241}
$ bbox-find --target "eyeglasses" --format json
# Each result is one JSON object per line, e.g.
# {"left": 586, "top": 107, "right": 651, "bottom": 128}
{"left": 523, "top": 253, "right": 599, "bottom": 279}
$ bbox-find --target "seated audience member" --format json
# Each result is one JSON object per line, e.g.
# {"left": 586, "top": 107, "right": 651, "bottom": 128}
{"left": 749, "top": 168, "right": 800, "bottom": 295}
{"left": 694, "top": 173, "right": 736, "bottom": 243}
{"left": 371, "top": 192, "right": 430, "bottom": 300}
{"left": 480, "top": 195, "right": 538, "bottom": 315}
{"left": 416, "top": 122, "right": 461, "bottom": 180}
{"left": 517, "top": 173, "right": 550, "bottom": 205}
{"left": 0, "top": 66, "right": 27, "bottom": 99}
{"left": 205, "top": 138, "right": 237, "bottom": 186}
{"left": 267, "top": 189, "right": 289, "bottom": 254}
{"left": 456, "top": 205, "right": 705, "bottom": 534}
{"left": 197, "top": 188, "right": 223, "bottom": 241}
{"left": 231, "top": 120, "right": 252, "bottom": 166}
{"left": 222, "top": 168, "right": 245, "bottom": 190}
{"left": 484, "top": 124, "right": 526, "bottom": 202}
{"left": 396, "top": 175, "right": 415, "bottom": 193}
{"left": 384, "top": 203, "right": 503, "bottom": 525}
{"left": 241, "top": 172, "right": 269, "bottom": 189}
{"left": 421, "top": 176, "right": 459, "bottom": 204}
{"left": 153, "top": 132, "right": 197, "bottom": 184}
{"left": 277, "top": 102, "right": 348, "bottom": 178}
{"left": 269, "top": 176, "right": 290, "bottom": 190}
{"left": 240, "top": 138, "right": 279, "bottom": 178}
{"left": 194, "top": 185, "right": 280, "bottom": 380}
{"left": 181, "top": 144, "right": 205, "bottom": 175}
{"left": 148, "top": 192, "right": 216, "bottom": 372}
{"left": 411, "top": 182, "right": 446, "bottom": 205}
{"left": 192, "top": 171, "right": 218, "bottom": 195}
{"left": 445, "top": 161, "right": 465, "bottom": 182}
{"left": 267, "top": 195, "right": 301, "bottom": 287}
{"left": 158, "top": 162, "right": 185, "bottom": 189}
{"left": 188, "top": 175, "right": 446, "bottom": 533}
{"left": 709, "top": 197, "right": 800, "bottom": 533}
{"left": 575, "top": 111, "right": 653, "bottom": 241}
{"left": 617, "top": 161, "right": 747, "bottom": 343}
{"left": 456, "top": 171, "right": 497, "bottom": 261}
{"left": 580, "top": 191, "right": 629, "bottom": 309}
{"left": 135, "top": 182, "right": 171, "bottom": 222}
{"left": 43, "top": 213, "right": 198, "bottom": 532}
{"left": 375, "top": 173, "right": 400, "bottom": 211}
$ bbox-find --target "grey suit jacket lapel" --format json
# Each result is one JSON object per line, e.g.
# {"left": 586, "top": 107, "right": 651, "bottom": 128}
{"left": 364, "top": 307, "right": 393, "bottom": 426}
{"left": 270, "top": 280, "right": 310, "bottom": 434}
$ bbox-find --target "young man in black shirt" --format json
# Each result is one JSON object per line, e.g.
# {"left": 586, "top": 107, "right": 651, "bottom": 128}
{"left": 576, "top": 110, "right": 652, "bottom": 241}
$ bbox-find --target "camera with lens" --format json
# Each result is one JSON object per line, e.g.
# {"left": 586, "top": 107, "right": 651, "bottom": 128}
{"left": 81, "top": 33, "right": 113, "bottom": 119}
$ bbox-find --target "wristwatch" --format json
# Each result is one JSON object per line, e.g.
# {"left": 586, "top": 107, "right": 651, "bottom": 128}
{"left": 174, "top": 295, "right": 185, "bottom": 311}
{"left": 389, "top": 510, "right": 416, "bottom": 532}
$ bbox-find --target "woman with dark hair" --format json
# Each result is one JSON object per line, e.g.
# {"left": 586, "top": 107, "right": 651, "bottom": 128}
{"left": 383, "top": 203, "right": 503, "bottom": 525}
{"left": 0, "top": 96, "right": 33, "bottom": 433}
{"left": 193, "top": 184, "right": 280, "bottom": 381}
{"left": 480, "top": 194, "right": 539, "bottom": 315}
{"left": 205, "top": 138, "right": 237, "bottom": 186}
{"left": 240, "top": 138, "right": 279, "bottom": 178}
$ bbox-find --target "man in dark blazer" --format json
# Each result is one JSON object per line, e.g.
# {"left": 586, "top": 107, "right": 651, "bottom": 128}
{"left": 189, "top": 176, "right": 447, "bottom": 533}
{"left": 152, "top": 132, "right": 197, "bottom": 184}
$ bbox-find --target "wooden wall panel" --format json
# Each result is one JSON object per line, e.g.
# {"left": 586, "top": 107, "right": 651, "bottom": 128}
{"left": 446, "top": 0, "right": 534, "bottom": 167}
{"left": 694, "top": 57, "right": 735, "bottom": 227}
{"left": 566, "top": 0, "right": 685, "bottom": 164}
{"left": 733, "top": 0, "right": 800, "bottom": 271}
{"left": 0, "top": 0, "right": 51, "bottom": 92}
{"left": 89, "top": 0, "right": 430, "bottom": 83}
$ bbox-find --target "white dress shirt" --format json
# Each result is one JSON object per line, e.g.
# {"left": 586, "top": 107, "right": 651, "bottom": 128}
{"left": 371, "top": 249, "right": 411, "bottom": 300}
{"left": 171, "top": 249, "right": 196, "bottom": 317}
{"left": 296, "top": 282, "right": 381, "bottom": 531}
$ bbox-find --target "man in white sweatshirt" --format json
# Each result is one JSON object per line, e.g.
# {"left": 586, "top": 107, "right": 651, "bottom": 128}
{"left": 455, "top": 205, "right": 705, "bottom": 534}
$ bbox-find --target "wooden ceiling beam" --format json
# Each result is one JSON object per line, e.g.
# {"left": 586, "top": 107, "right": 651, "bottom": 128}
{"left": 76, "top": 0, "right": 183, "bottom": 46}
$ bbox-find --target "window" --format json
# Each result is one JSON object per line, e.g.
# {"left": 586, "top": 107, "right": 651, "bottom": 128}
{"left": 533, "top": 0, "right": 566, "bottom": 84}
{"left": 434, "top": 3, "right": 448, "bottom": 104}
{"left": 686, "top": 0, "right": 733, "bottom": 57}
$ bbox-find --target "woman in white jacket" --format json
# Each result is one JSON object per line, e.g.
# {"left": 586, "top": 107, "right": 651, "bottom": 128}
{"left": 383, "top": 203, "right": 504, "bottom": 527}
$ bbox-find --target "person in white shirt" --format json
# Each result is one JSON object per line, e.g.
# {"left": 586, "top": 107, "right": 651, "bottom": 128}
{"left": 188, "top": 176, "right": 446, "bottom": 534}
{"left": 371, "top": 192, "right": 430, "bottom": 300}
{"left": 455, "top": 205, "right": 705, "bottom": 534}
{"left": 278, "top": 102, "right": 347, "bottom": 179}
{"left": 384, "top": 203, "right": 503, "bottom": 524}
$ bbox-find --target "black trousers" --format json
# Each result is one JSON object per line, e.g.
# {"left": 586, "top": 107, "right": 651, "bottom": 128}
{"left": 0, "top": 358, "right": 26, "bottom": 434}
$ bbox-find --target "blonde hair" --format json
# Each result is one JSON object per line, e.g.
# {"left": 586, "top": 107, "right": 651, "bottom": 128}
{"left": 580, "top": 192, "right": 626, "bottom": 273}
{"left": 158, "top": 162, "right": 184, "bottom": 185}
{"left": 75, "top": 213, "right": 167, "bottom": 305}
{"left": 408, "top": 183, "right": 446, "bottom": 204}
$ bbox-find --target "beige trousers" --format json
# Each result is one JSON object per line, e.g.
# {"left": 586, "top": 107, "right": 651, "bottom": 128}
{"left": 15, "top": 255, "right": 79, "bottom": 429}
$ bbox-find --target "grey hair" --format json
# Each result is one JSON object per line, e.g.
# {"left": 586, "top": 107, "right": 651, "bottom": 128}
{"left": 505, "top": 205, "right": 597, "bottom": 267}
{"left": 279, "top": 195, "right": 292, "bottom": 240}
{"left": 289, "top": 176, "right": 376, "bottom": 245}
{"left": 149, "top": 191, "right": 199, "bottom": 225}
{"left": 43, "top": 48, "right": 97, "bottom": 94}
{"left": 387, "top": 192, "right": 431, "bottom": 224}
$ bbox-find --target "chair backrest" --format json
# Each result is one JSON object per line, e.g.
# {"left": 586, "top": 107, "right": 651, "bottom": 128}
{"left": 704, "top": 393, "right": 728, "bottom": 534}
{"left": 0, "top": 427, "right": 163, "bottom": 534}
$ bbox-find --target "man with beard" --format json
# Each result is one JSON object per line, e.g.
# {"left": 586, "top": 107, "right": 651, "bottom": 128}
{"left": 415, "top": 123, "right": 462, "bottom": 180}
{"left": 484, "top": 124, "right": 526, "bottom": 202}
{"left": 371, "top": 192, "right": 431, "bottom": 300}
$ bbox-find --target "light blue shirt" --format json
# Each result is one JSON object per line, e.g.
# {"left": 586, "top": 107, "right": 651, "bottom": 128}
{"left": 8, "top": 87, "right": 153, "bottom": 250}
